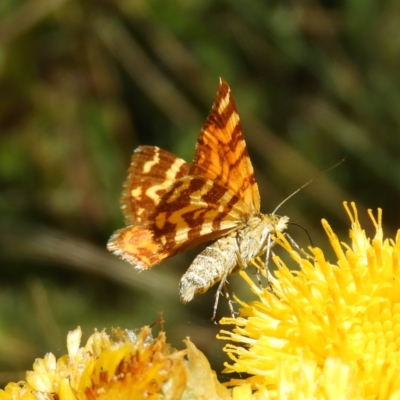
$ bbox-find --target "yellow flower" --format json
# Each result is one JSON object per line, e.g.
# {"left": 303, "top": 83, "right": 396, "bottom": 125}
{"left": 218, "top": 202, "right": 400, "bottom": 398}
{"left": 0, "top": 325, "right": 231, "bottom": 400}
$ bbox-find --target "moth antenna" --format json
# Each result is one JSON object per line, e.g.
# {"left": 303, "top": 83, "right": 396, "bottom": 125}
{"left": 272, "top": 157, "right": 346, "bottom": 215}
{"left": 287, "top": 222, "right": 314, "bottom": 247}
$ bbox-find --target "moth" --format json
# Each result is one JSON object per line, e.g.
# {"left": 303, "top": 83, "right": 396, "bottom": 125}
{"left": 107, "top": 78, "right": 289, "bottom": 315}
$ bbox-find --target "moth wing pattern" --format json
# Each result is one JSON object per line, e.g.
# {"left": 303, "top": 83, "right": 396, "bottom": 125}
{"left": 151, "top": 175, "right": 249, "bottom": 255}
{"left": 190, "top": 77, "right": 261, "bottom": 215}
{"left": 108, "top": 175, "right": 245, "bottom": 270}
{"left": 120, "top": 146, "right": 189, "bottom": 224}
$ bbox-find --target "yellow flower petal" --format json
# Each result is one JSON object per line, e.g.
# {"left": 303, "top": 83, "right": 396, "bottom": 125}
{"left": 184, "top": 338, "right": 231, "bottom": 400}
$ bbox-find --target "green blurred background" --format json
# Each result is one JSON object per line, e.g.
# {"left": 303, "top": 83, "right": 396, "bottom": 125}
{"left": 1, "top": 0, "right": 399, "bottom": 385}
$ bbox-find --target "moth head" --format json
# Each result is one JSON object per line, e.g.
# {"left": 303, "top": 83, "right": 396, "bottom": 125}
{"left": 274, "top": 215, "right": 289, "bottom": 233}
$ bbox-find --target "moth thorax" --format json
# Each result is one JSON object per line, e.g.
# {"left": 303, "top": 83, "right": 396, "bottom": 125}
{"left": 245, "top": 214, "right": 264, "bottom": 229}
{"left": 246, "top": 213, "right": 288, "bottom": 234}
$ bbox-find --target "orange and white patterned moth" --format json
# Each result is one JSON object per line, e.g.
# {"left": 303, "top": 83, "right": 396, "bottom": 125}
{"left": 107, "top": 78, "right": 289, "bottom": 313}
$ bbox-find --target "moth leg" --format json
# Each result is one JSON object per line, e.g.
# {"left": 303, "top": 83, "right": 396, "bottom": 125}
{"left": 254, "top": 266, "right": 263, "bottom": 289}
{"left": 263, "top": 233, "right": 276, "bottom": 287}
{"left": 212, "top": 240, "right": 257, "bottom": 320}
{"left": 234, "top": 249, "right": 245, "bottom": 270}
{"left": 223, "top": 284, "right": 237, "bottom": 318}
{"left": 212, "top": 258, "right": 240, "bottom": 321}
{"left": 249, "top": 250, "right": 264, "bottom": 289}
{"left": 235, "top": 247, "right": 263, "bottom": 290}
{"left": 285, "top": 233, "right": 314, "bottom": 260}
